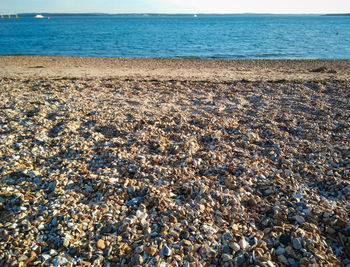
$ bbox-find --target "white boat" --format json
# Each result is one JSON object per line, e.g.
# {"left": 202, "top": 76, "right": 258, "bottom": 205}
{"left": 194, "top": 14, "right": 198, "bottom": 17}
{"left": 35, "top": 14, "right": 44, "bottom": 18}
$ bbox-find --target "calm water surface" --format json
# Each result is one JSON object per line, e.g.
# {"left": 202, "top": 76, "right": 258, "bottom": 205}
{"left": 0, "top": 15, "right": 349, "bottom": 59}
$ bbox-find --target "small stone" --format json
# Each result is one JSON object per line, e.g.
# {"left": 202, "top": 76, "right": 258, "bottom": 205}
{"left": 161, "top": 244, "right": 172, "bottom": 256}
{"left": 278, "top": 254, "right": 289, "bottom": 265}
{"left": 179, "top": 230, "right": 190, "bottom": 239}
{"left": 223, "top": 232, "right": 233, "bottom": 241}
{"left": 233, "top": 252, "right": 246, "bottom": 266}
{"left": 169, "top": 214, "right": 178, "bottom": 223}
{"left": 24, "top": 251, "right": 37, "bottom": 265}
{"left": 52, "top": 256, "right": 68, "bottom": 267}
{"left": 232, "top": 224, "right": 239, "bottom": 231}
{"left": 221, "top": 253, "right": 232, "bottom": 262}
{"left": 285, "top": 246, "right": 294, "bottom": 255}
{"left": 247, "top": 198, "right": 257, "bottom": 207}
{"left": 230, "top": 242, "right": 241, "bottom": 252}
{"left": 279, "top": 233, "right": 291, "bottom": 245}
{"left": 41, "top": 254, "right": 51, "bottom": 262}
{"left": 63, "top": 235, "right": 72, "bottom": 248}
{"left": 97, "top": 239, "right": 106, "bottom": 250}
{"left": 292, "top": 238, "right": 302, "bottom": 250}
{"left": 275, "top": 246, "right": 285, "bottom": 255}
{"left": 294, "top": 215, "right": 305, "bottom": 224}
{"left": 239, "top": 238, "right": 249, "bottom": 250}
{"left": 49, "top": 249, "right": 58, "bottom": 256}
{"left": 135, "top": 245, "right": 144, "bottom": 254}
{"left": 326, "top": 226, "right": 336, "bottom": 234}
{"left": 183, "top": 239, "right": 192, "bottom": 246}
{"left": 136, "top": 210, "right": 148, "bottom": 220}
{"left": 146, "top": 246, "right": 157, "bottom": 256}
{"left": 132, "top": 254, "right": 143, "bottom": 265}
{"left": 288, "top": 258, "right": 296, "bottom": 265}
{"left": 18, "top": 255, "right": 29, "bottom": 262}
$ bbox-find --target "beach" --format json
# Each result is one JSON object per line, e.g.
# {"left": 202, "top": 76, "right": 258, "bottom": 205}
{"left": 0, "top": 56, "right": 349, "bottom": 266}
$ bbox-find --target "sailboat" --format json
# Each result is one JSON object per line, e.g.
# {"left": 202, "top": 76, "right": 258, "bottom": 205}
{"left": 8, "top": 14, "right": 11, "bottom": 19}
{"left": 194, "top": 14, "right": 198, "bottom": 17}
{"left": 35, "top": 14, "right": 44, "bottom": 18}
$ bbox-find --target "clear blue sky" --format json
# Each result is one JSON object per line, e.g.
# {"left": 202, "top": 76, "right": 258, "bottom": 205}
{"left": 1, "top": 0, "right": 349, "bottom": 14}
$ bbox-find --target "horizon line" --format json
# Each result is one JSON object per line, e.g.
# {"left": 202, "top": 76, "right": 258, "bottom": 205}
{"left": 8, "top": 12, "right": 350, "bottom": 15}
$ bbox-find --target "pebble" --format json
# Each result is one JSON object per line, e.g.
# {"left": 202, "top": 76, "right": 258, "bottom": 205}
{"left": 275, "top": 247, "right": 285, "bottom": 255}
{"left": 221, "top": 253, "right": 232, "bottom": 262}
{"left": 97, "top": 239, "right": 106, "bottom": 250}
{"left": 278, "top": 254, "right": 289, "bottom": 265}
{"left": 180, "top": 230, "right": 190, "bottom": 239}
{"left": 230, "top": 242, "right": 241, "bottom": 252}
{"left": 0, "top": 77, "right": 348, "bottom": 266}
{"left": 279, "top": 233, "right": 291, "bottom": 245}
{"left": 239, "top": 238, "right": 249, "bottom": 250}
{"left": 146, "top": 246, "right": 157, "bottom": 256}
{"left": 52, "top": 256, "right": 68, "bottom": 266}
{"left": 161, "top": 244, "right": 172, "bottom": 256}
{"left": 292, "top": 238, "right": 302, "bottom": 250}
{"left": 233, "top": 252, "right": 246, "bottom": 266}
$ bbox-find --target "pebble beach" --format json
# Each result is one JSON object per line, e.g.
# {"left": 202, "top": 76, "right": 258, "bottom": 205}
{"left": 0, "top": 56, "right": 350, "bottom": 266}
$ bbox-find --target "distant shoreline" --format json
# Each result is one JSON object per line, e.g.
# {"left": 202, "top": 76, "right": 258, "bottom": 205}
{"left": 12, "top": 13, "right": 349, "bottom": 17}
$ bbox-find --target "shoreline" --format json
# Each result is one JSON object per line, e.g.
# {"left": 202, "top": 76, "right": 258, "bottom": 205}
{"left": 1, "top": 55, "right": 349, "bottom": 81}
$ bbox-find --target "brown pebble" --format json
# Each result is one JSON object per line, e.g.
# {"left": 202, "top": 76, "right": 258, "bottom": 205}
{"left": 97, "top": 239, "right": 106, "bottom": 250}
{"left": 146, "top": 246, "right": 157, "bottom": 256}
{"left": 169, "top": 214, "right": 178, "bottom": 223}
{"left": 247, "top": 198, "right": 257, "bottom": 207}
{"left": 24, "top": 251, "right": 37, "bottom": 265}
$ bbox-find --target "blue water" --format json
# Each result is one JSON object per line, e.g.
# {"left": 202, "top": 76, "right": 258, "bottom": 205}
{"left": 1, "top": 14, "right": 350, "bottom": 59}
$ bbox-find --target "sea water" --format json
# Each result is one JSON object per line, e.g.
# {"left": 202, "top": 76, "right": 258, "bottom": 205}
{"left": 0, "top": 14, "right": 349, "bottom": 59}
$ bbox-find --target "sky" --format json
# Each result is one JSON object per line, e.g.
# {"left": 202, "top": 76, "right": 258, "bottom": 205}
{"left": 1, "top": 0, "right": 350, "bottom": 14}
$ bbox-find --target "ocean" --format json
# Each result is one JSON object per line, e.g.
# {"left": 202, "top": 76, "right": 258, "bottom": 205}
{"left": 1, "top": 14, "right": 349, "bottom": 59}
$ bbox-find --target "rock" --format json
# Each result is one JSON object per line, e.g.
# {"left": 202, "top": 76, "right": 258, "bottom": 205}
{"left": 41, "top": 254, "right": 51, "bottom": 262}
{"left": 288, "top": 258, "right": 297, "bottom": 265}
{"left": 52, "top": 256, "right": 68, "bottom": 267}
{"left": 294, "top": 215, "right": 305, "bottom": 224}
{"left": 97, "top": 239, "right": 106, "bottom": 250}
{"left": 169, "top": 214, "right": 178, "bottom": 223}
{"left": 146, "top": 246, "right": 157, "bottom": 256}
{"left": 275, "top": 246, "right": 285, "bottom": 255}
{"left": 49, "top": 249, "right": 58, "bottom": 256}
{"left": 233, "top": 251, "right": 246, "bottom": 266}
{"left": 221, "top": 253, "right": 232, "bottom": 262}
{"left": 63, "top": 234, "right": 72, "bottom": 248}
{"left": 239, "top": 238, "right": 249, "bottom": 250}
{"left": 161, "top": 244, "right": 172, "bottom": 256}
{"left": 292, "top": 238, "right": 302, "bottom": 250}
{"left": 18, "top": 255, "right": 29, "bottom": 262}
{"left": 136, "top": 210, "right": 148, "bottom": 220}
{"left": 223, "top": 232, "right": 233, "bottom": 241}
{"left": 278, "top": 254, "right": 289, "bottom": 265}
{"left": 230, "top": 242, "right": 241, "bottom": 252}
{"left": 179, "top": 230, "right": 190, "bottom": 239}
{"left": 310, "top": 67, "right": 328, "bottom": 73}
{"left": 326, "top": 226, "right": 336, "bottom": 235}
{"left": 279, "top": 233, "right": 291, "bottom": 245}
{"left": 247, "top": 198, "right": 257, "bottom": 207}
{"left": 132, "top": 254, "right": 143, "bottom": 265}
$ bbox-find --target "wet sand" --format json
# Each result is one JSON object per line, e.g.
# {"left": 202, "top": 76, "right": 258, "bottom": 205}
{"left": 0, "top": 56, "right": 350, "bottom": 266}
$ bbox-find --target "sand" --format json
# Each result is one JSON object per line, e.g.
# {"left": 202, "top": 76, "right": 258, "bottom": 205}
{"left": 0, "top": 56, "right": 349, "bottom": 81}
